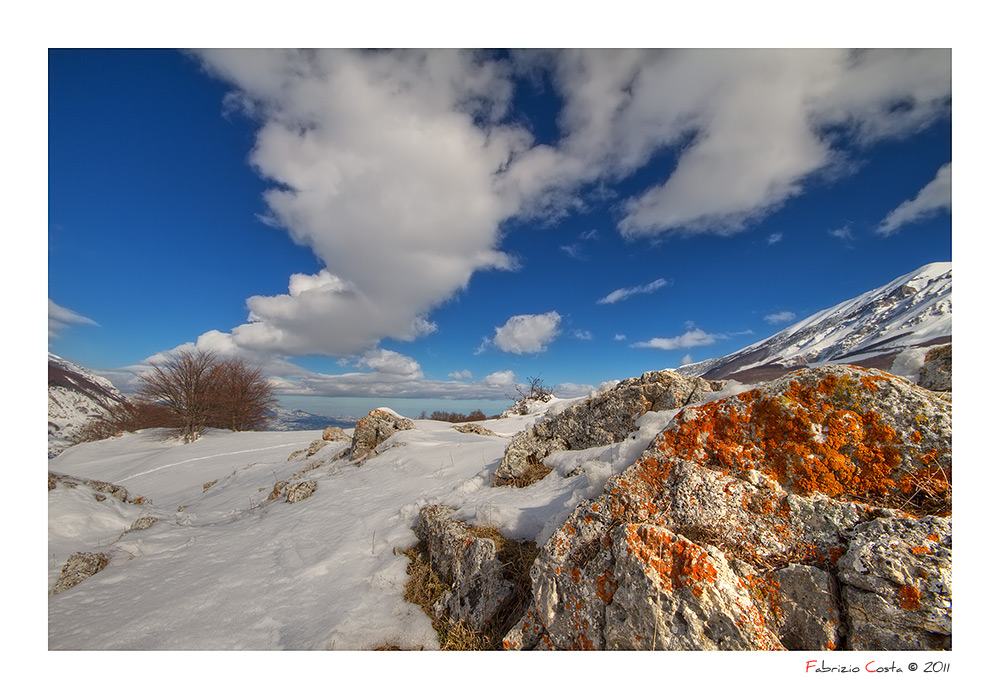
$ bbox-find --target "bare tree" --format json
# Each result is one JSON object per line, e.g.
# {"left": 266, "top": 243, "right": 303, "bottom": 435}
{"left": 212, "top": 356, "right": 277, "bottom": 432}
{"left": 136, "top": 350, "right": 277, "bottom": 441}
{"left": 137, "top": 349, "right": 220, "bottom": 442}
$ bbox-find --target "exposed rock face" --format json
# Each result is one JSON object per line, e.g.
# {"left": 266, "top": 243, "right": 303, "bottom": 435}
{"left": 350, "top": 410, "right": 415, "bottom": 459}
{"left": 918, "top": 344, "right": 951, "bottom": 392}
{"left": 415, "top": 505, "right": 516, "bottom": 630}
{"left": 494, "top": 370, "right": 723, "bottom": 486}
{"left": 453, "top": 423, "right": 498, "bottom": 437}
{"left": 503, "top": 366, "right": 952, "bottom": 651}
{"left": 129, "top": 516, "right": 158, "bottom": 531}
{"left": 285, "top": 481, "right": 318, "bottom": 503}
{"left": 838, "top": 515, "right": 951, "bottom": 650}
{"left": 52, "top": 552, "right": 109, "bottom": 594}
{"left": 322, "top": 426, "right": 350, "bottom": 442}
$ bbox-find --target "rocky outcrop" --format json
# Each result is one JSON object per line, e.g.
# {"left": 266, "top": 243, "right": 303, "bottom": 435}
{"left": 129, "top": 516, "right": 158, "bottom": 531}
{"left": 266, "top": 480, "right": 318, "bottom": 503}
{"left": 494, "top": 370, "right": 723, "bottom": 486}
{"left": 918, "top": 344, "right": 951, "bottom": 392}
{"left": 415, "top": 506, "right": 518, "bottom": 630}
{"left": 322, "top": 426, "right": 351, "bottom": 442}
{"left": 453, "top": 423, "right": 498, "bottom": 437}
{"left": 350, "top": 409, "right": 415, "bottom": 459}
{"left": 52, "top": 552, "right": 109, "bottom": 594}
{"left": 503, "top": 366, "right": 952, "bottom": 651}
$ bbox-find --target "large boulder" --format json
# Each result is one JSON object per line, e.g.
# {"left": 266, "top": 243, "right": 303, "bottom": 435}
{"left": 503, "top": 366, "right": 952, "bottom": 651}
{"left": 494, "top": 370, "right": 723, "bottom": 486}
{"left": 350, "top": 409, "right": 415, "bottom": 459}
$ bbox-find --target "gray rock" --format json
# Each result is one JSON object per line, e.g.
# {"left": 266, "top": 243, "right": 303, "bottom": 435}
{"left": 415, "top": 505, "right": 515, "bottom": 630}
{"left": 771, "top": 564, "right": 842, "bottom": 650}
{"left": 306, "top": 439, "right": 328, "bottom": 457}
{"left": 350, "top": 410, "right": 415, "bottom": 459}
{"left": 285, "top": 481, "right": 318, "bottom": 503}
{"left": 322, "top": 426, "right": 350, "bottom": 442}
{"left": 453, "top": 423, "right": 498, "bottom": 437}
{"left": 129, "top": 516, "right": 158, "bottom": 531}
{"left": 918, "top": 344, "right": 951, "bottom": 392}
{"left": 52, "top": 552, "right": 109, "bottom": 594}
{"left": 494, "top": 370, "right": 722, "bottom": 486}
{"left": 837, "top": 515, "right": 951, "bottom": 650}
{"left": 84, "top": 479, "right": 130, "bottom": 502}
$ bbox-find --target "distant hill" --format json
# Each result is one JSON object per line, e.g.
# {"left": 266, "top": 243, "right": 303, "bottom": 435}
{"left": 48, "top": 353, "right": 128, "bottom": 457}
{"left": 267, "top": 407, "right": 358, "bottom": 432}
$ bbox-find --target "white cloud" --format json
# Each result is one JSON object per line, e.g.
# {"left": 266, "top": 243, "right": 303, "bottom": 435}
{"left": 572, "top": 329, "right": 593, "bottom": 341}
{"left": 613, "top": 333, "right": 626, "bottom": 341}
{"left": 196, "top": 49, "right": 526, "bottom": 357}
{"left": 483, "top": 370, "right": 516, "bottom": 387}
{"left": 632, "top": 328, "right": 721, "bottom": 350}
{"left": 680, "top": 353, "right": 694, "bottom": 366}
{"left": 49, "top": 299, "right": 97, "bottom": 338}
{"left": 448, "top": 369, "right": 473, "bottom": 380}
{"left": 764, "top": 311, "right": 797, "bottom": 325}
{"left": 878, "top": 162, "right": 952, "bottom": 235}
{"left": 355, "top": 348, "right": 423, "bottom": 379}
{"left": 492, "top": 311, "right": 562, "bottom": 354}
{"left": 560, "top": 243, "right": 584, "bottom": 260}
{"left": 597, "top": 278, "right": 670, "bottom": 305}
{"left": 579, "top": 229, "right": 599, "bottom": 241}
{"left": 829, "top": 226, "right": 853, "bottom": 240}
{"left": 507, "top": 49, "right": 949, "bottom": 237}
{"left": 767, "top": 232, "right": 783, "bottom": 245}
{"left": 183, "top": 49, "right": 949, "bottom": 363}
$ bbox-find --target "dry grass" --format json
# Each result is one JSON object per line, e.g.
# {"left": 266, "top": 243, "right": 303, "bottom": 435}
{"left": 401, "top": 530, "right": 538, "bottom": 650}
{"left": 509, "top": 463, "right": 553, "bottom": 488}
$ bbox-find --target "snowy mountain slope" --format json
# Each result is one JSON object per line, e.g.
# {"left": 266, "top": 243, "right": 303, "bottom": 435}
{"left": 48, "top": 353, "right": 129, "bottom": 457}
{"left": 48, "top": 385, "right": 742, "bottom": 650}
{"left": 677, "top": 261, "right": 952, "bottom": 382}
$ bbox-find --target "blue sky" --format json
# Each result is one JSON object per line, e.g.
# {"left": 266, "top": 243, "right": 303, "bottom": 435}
{"left": 48, "top": 48, "right": 952, "bottom": 418}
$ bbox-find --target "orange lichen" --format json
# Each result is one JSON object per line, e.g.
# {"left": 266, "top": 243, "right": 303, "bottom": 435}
{"left": 595, "top": 571, "right": 618, "bottom": 604}
{"left": 615, "top": 370, "right": 943, "bottom": 516}
{"left": 625, "top": 525, "right": 718, "bottom": 596}
{"left": 899, "top": 585, "right": 921, "bottom": 610}
{"left": 911, "top": 546, "right": 931, "bottom": 555}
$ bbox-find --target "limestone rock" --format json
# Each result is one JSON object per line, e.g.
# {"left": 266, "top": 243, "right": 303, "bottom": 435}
{"left": 837, "top": 515, "right": 951, "bottom": 650}
{"left": 453, "top": 423, "right": 498, "bottom": 437}
{"left": 129, "top": 516, "right": 158, "bottom": 531}
{"left": 285, "top": 481, "right": 318, "bottom": 503}
{"left": 415, "top": 505, "right": 515, "bottom": 630}
{"left": 306, "top": 439, "right": 328, "bottom": 457}
{"left": 350, "top": 409, "right": 415, "bottom": 459}
{"left": 918, "top": 344, "right": 951, "bottom": 392}
{"left": 494, "top": 370, "right": 722, "bottom": 486}
{"left": 322, "top": 426, "right": 350, "bottom": 442}
{"left": 84, "top": 479, "right": 131, "bottom": 502}
{"left": 503, "top": 366, "right": 952, "bottom": 651}
{"left": 771, "top": 564, "right": 842, "bottom": 650}
{"left": 52, "top": 552, "right": 109, "bottom": 594}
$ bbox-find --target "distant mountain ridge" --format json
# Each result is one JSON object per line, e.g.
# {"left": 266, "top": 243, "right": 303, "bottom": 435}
{"left": 267, "top": 407, "right": 358, "bottom": 432}
{"left": 677, "top": 261, "right": 952, "bottom": 383}
{"left": 48, "top": 353, "right": 128, "bottom": 457}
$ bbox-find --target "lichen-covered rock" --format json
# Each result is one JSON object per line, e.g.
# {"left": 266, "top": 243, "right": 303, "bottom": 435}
{"left": 350, "top": 409, "right": 415, "bottom": 459}
{"left": 129, "top": 516, "right": 158, "bottom": 531}
{"left": 837, "top": 515, "right": 951, "bottom": 650}
{"left": 494, "top": 370, "right": 723, "bottom": 486}
{"left": 918, "top": 344, "right": 951, "bottom": 392}
{"left": 453, "top": 423, "right": 498, "bottom": 437}
{"left": 322, "top": 426, "right": 350, "bottom": 442}
{"left": 415, "top": 505, "right": 515, "bottom": 630}
{"left": 287, "top": 449, "right": 307, "bottom": 461}
{"left": 504, "top": 366, "right": 952, "bottom": 651}
{"left": 51, "top": 552, "right": 109, "bottom": 594}
{"left": 285, "top": 481, "right": 318, "bottom": 503}
{"left": 266, "top": 481, "right": 289, "bottom": 502}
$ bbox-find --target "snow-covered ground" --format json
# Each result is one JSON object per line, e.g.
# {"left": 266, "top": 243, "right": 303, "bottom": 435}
{"left": 49, "top": 389, "right": 747, "bottom": 650}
